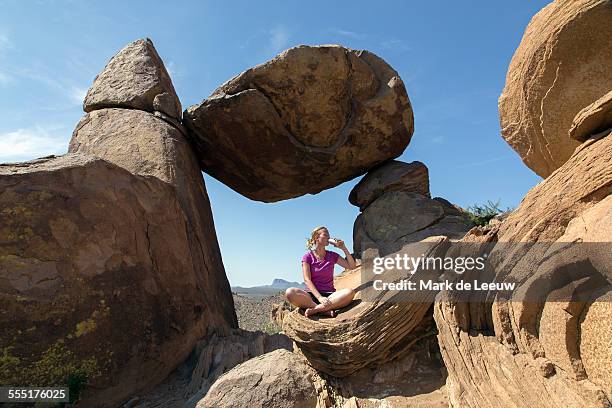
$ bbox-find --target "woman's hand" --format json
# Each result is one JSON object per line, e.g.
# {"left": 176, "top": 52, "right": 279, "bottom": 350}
{"left": 331, "top": 238, "right": 347, "bottom": 249}
{"left": 318, "top": 296, "right": 332, "bottom": 307}
{"left": 333, "top": 238, "right": 358, "bottom": 270}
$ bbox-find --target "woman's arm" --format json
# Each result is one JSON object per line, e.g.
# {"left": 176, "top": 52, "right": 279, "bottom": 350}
{"left": 334, "top": 240, "right": 358, "bottom": 270}
{"left": 302, "top": 261, "right": 324, "bottom": 300}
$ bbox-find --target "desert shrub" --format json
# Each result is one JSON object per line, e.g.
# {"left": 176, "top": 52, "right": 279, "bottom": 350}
{"left": 0, "top": 342, "right": 100, "bottom": 405}
{"left": 465, "top": 200, "right": 511, "bottom": 227}
{"left": 262, "top": 321, "right": 282, "bottom": 334}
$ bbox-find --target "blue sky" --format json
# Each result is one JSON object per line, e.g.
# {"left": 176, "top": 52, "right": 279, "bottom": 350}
{"left": 1, "top": 1, "right": 547, "bottom": 286}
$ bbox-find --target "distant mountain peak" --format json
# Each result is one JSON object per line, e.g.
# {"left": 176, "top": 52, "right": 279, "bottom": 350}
{"left": 231, "top": 278, "right": 305, "bottom": 296}
{"left": 270, "top": 278, "right": 303, "bottom": 289}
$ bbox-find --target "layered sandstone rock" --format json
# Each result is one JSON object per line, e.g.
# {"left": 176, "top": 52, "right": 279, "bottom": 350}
{"left": 292, "top": 160, "right": 467, "bottom": 379}
{"left": 434, "top": 132, "right": 612, "bottom": 407}
{"left": 84, "top": 38, "right": 182, "bottom": 119}
{"left": 569, "top": 90, "right": 612, "bottom": 142}
{"left": 351, "top": 160, "right": 469, "bottom": 257}
{"left": 0, "top": 39, "right": 236, "bottom": 408}
{"left": 328, "top": 322, "right": 448, "bottom": 408}
{"left": 580, "top": 289, "right": 612, "bottom": 399}
{"left": 438, "top": 3, "right": 612, "bottom": 400}
{"left": 282, "top": 237, "right": 450, "bottom": 377}
{"left": 196, "top": 349, "right": 329, "bottom": 408}
{"left": 498, "top": 0, "right": 612, "bottom": 177}
{"left": 183, "top": 45, "right": 413, "bottom": 202}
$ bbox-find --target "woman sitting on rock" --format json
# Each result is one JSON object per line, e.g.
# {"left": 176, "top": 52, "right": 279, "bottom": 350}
{"left": 285, "top": 226, "right": 357, "bottom": 318}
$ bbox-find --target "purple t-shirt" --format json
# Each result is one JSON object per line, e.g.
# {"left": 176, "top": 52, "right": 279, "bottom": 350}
{"left": 301, "top": 250, "right": 340, "bottom": 292}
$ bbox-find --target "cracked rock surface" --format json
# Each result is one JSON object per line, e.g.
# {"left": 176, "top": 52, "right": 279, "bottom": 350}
{"left": 434, "top": 126, "right": 612, "bottom": 408}
{"left": 0, "top": 38, "right": 236, "bottom": 408}
{"left": 282, "top": 237, "right": 450, "bottom": 378}
{"left": 569, "top": 90, "right": 612, "bottom": 142}
{"left": 183, "top": 45, "right": 413, "bottom": 202}
{"left": 83, "top": 38, "right": 182, "bottom": 119}
{"left": 498, "top": 0, "right": 612, "bottom": 178}
{"left": 351, "top": 160, "right": 469, "bottom": 258}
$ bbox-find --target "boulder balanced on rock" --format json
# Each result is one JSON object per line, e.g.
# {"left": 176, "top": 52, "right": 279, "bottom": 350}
{"left": 183, "top": 45, "right": 414, "bottom": 202}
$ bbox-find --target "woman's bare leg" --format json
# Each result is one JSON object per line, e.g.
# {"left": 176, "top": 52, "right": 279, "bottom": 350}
{"left": 327, "top": 288, "right": 356, "bottom": 309}
{"left": 285, "top": 287, "right": 317, "bottom": 309}
{"left": 304, "top": 288, "right": 356, "bottom": 317}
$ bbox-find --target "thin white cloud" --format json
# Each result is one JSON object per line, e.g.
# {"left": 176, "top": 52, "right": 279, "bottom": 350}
{"left": 380, "top": 39, "right": 411, "bottom": 52}
{"left": 454, "top": 155, "right": 512, "bottom": 169}
{"left": 430, "top": 135, "right": 446, "bottom": 144}
{"left": 0, "top": 33, "right": 12, "bottom": 54}
{"left": 12, "top": 67, "right": 88, "bottom": 106}
{"left": 69, "top": 86, "right": 87, "bottom": 105}
{"left": 166, "top": 60, "right": 181, "bottom": 79}
{"left": 269, "top": 25, "right": 290, "bottom": 53}
{"left": 0, "top": 126, "right": 69, "bottom": 162}
{"left": 0, "top": 70, "right": 13, "bottom": 85}
{"left": 331, "top": 29, "right": 366, "bottom": 40}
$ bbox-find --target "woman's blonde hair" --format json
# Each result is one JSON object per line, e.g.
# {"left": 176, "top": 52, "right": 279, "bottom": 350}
{"left": 306, "top": 226, "right": 328, "bottom": 250}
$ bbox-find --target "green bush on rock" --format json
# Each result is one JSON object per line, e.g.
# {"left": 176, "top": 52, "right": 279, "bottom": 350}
{"left": 465, "top": 200, "right": 511, "bottom": 227}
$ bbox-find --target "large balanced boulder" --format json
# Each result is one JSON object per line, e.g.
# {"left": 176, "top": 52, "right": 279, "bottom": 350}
{"left": 0, "top": 39, "right": 237, "bottom": 408}
{"left": 498, "top": 0, "right": 612, "bottom": 178}
{"left": 196, "top": 349, "right": 328, "bottom": 408}
{"left": 83, "top": 38, "right": 182, "bottom": 120}
{"left": 183, "top": 45, "right": 414, "bottom": 202}
{"left": 351, "top": 160, "right": 469, "bottom": 257}
{"left": 434, "top": 131, "right": 612, "bottom": 407}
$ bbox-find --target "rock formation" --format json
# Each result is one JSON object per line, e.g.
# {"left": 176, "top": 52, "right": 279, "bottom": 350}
{"left": 207, "top": 263, "right": 449, "bottom": 408}
{"left": 0, "top": 39, "right": 237, "bottom": 408}
{"left": 278, "top": 2, "right": 611, "bottom": 405}
{"left": 196, "top": 349, "right": 329, "bottom": 408}
{"left": 279, "top": 161, "right": 468, "bottom": 379}
{"left": 325, "top": 321, "right": 448, "bottom": 408}
{"left": 350, "top": 160, "right": 469, "bottom": 257}
{"left": 570, "top": 90, "right": 612, "bottom": 142}
{"left": 83, "top": 38, "right": 182, "bottom": 120}
{"left": 185, "top": 328, "right": 293, "bottom": 404}
{"left": 124, "top": 328, "right": 293, "bottom": 407}
{"left": 282, "top": 237, "right": 450, "bottom": 377}
{"left": 3, "top": 1, "right": 612, "bottom": 405}
{"left": 499, "top": 0, "right": 612, "bottom": 177}
{"left": 435, "top": 0, "right": 612, "bottom": 403}
{"left": 348, "top": 160, "right": 430, "bottom": 211}
{"left": 183, "top": 45, "right": 414, "bottom": 202}
{"left": 434, "top": 131, "right": 612, "bottom": 407}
